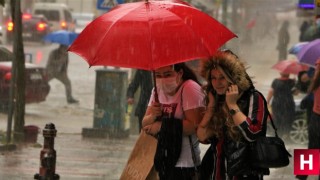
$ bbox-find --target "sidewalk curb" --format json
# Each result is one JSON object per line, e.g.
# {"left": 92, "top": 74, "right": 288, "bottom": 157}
{"left": 0, "top": 144, "right": 17, "bottom": 151}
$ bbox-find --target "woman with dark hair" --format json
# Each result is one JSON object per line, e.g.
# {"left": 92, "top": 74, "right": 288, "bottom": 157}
{"left": 197, "top": 50, "right": 269, "bottom": 179}
{"left": 266, "top": 72, "right": 295, "bottom": 138}
{"left": 296, "top": 71, "right": 311, "bottom": 94}
{"left": 142, "top": 62, "right": 205, "bottom": 179}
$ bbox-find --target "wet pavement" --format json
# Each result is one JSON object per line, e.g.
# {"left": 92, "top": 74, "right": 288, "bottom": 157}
{"left": 0, "top": 132, "right": 317, "bottom": 180}
{"left": 0, "top": 134, "right": 136, "bottom": 180}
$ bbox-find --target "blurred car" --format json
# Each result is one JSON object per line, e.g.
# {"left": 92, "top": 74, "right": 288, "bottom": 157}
{"left": 267, "top": 95, "right": 308, "bottom": 145}
{"left": 33, "top": 3, "right": 75, "bottom": 32}
{"left": 72, "top": 13, "right": 95, "bottom": 33}
{"left": 0, "top": 24, "right": 3, "bottom": 44}
{"left": 288, "top": 97, "right": 308, "bottom": 144}
{"left": 0, "top": 47, "right": 50, "bottom": 110}
{"left": 6, "top": 13, "right": 51, "bottom": 43}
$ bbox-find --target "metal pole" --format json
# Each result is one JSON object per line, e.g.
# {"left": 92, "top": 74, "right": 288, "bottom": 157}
{"left": 222, "top": 0, "right": 229, "bottom": 26}
{"left": 6, "top": 0, "right": 17, "bottom": 144}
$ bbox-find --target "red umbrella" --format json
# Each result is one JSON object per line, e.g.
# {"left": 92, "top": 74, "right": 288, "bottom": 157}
{"left": 69, "top": 0, "right": 236, "bottom": 70}
{"left": 272, "top": 59, "right": 309, "bottom": 75}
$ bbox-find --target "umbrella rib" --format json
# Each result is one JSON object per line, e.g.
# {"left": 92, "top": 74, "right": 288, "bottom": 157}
{"left": 92, "top": 4, "right": 142, "bottom": 65}
{"left": 146, "top": 3, "right": 155, "bottom": 70}
{"left": 163, "top": 10, "right": 211, "bottom": 56}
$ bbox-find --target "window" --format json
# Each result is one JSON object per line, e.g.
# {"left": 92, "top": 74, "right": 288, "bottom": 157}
{"left": 34, "top": 10, "right": 60, "bottom": 21}
{"left": 64, "top": 10, "right": 72, "bottom": 22}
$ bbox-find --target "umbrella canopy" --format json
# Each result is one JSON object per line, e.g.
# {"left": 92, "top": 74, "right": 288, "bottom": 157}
{"left": 288, "top": 42, "right": 308, "bottom": 55}
{"left": 272, "top": 59, "right": 309, "bottom": 75}
{"left": 69, "top": 0, "right": 236, "bottom": 70}
{"left": 297, "top": 39, "right": 320, "bottom": 67}
{"left": 44, "top": 30, "right": 79, "bottom": 46}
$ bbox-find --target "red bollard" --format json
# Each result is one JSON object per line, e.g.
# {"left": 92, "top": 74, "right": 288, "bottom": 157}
{"left": 34, "top": 123, "right": 60, "bottom": 180}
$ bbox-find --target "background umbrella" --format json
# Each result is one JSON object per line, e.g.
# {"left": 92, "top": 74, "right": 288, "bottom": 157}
{"left": 297, "top": 39, "right": 320, "bottom": 67}
{"left": 288, "top": 42, "right": 308, "bottom": 55}
{"left": 271, "top": 59, "right": 309, "bottom": 75}
{"left": 44, "top": 30, "right": 79, "bottom": 46}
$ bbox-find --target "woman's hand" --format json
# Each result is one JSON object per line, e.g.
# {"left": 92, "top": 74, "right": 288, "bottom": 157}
{"left": 226, "top": 84, "right": 240, "bottom": 107}
{"left": 143, "top": 121, "right": 162, "bottom": 136}
{"left": 142, "top": 101, "right": 162, "bottom": 128}
{"left": 149, "top": 101, "right": 162, "bottom": 119}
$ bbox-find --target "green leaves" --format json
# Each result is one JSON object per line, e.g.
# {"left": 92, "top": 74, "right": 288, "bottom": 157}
{"left": 0, "top": 0, "right": 4, "bottom": 6}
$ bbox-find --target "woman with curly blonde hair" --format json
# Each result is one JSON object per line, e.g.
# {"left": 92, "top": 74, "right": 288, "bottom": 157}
{"left": 197, "top": 50, "right": 269, "bottom": 180}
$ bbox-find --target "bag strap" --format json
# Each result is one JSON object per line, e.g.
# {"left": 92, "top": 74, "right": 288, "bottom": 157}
{"left": 254, "top": 90, "right": 279, "bottom": 137}
{"left": 180, "top": 82, "right": 198, "bottom": 170}
{"left": 188, "top": 136, "right": 198, "bottom": 170}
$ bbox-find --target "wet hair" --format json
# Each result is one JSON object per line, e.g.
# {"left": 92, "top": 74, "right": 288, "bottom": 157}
{"left": 201, "top": 50, "right": 254, "bottom": 140}
{"left": 298, "top": 71, "right": 307, "bottom": 81}
{"left": 201, "top": 50, "right": 254, "bottom": 97}
{"left": 173, "top": 62, "right": 201, "bottom": 85}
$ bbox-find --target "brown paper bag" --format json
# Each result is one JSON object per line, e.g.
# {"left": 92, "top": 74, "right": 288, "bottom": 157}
{"left": 120, "top": 131, "right": 159, "bottom": 180}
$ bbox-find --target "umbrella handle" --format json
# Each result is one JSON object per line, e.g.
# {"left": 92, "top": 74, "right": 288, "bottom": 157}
{"left": 153, "top": 70, "right": 159, "bottom": 103}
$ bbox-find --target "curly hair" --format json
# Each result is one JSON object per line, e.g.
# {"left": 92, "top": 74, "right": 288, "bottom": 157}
{"left": 201, "top": 50, "right": 254, "bottom": 140}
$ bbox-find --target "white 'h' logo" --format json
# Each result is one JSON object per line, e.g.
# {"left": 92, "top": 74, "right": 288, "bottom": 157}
{"left": 300, "top": 154, "right": 313, "bottom": 170}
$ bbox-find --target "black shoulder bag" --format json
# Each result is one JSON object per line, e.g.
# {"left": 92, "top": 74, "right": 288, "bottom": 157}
{"left": 249, "top": 91, "right": 292, "bottom": 168}
{"left": 226, "top": 90, "right": 292, "bottom": 177}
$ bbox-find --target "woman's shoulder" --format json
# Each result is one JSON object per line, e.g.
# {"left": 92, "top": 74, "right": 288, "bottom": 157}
{"left": 242, "top": 88, "right": 264, "bottom": 100}
{"left": 181, "top": 80, "right": 203, "bottom": 91}
{"left": 183, "top": 79, "right": 201, "bottom": 87}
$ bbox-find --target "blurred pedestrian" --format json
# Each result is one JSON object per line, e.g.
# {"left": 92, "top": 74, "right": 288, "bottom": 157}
{"left": 266, "top": 72, "right": 295, "bottom": 138}
{"left": 126, "top": 69, "right": 153, "bottom": 132}
{"left": 295, "top": 70, "right": 311, "bottom": 94}
{"left": 296, "top": 60, "right": 320, "bottom": 180}
{"left": 242, "top": 17, "right": 256, "bottom": 44}
{"left": 302, "top": 16, "right": 320, "bottom": 41}
{"left": 142, "top": 63, "right": 205, "bottom": 180}
{"left": 277, "top": 20, "right": 290, "bottom": 61}
{"left": 307, "top": 59, "right": 320, "bottom": 149}
{"left": 197, "top": 50, "right": 269, "bottom": 179}
{"left": 299, "top": 20, "right": 311, "bottom": 42}
{"left": 46, "top": 44, "right": 79, "bottom": 104}
{"left": 296, "top": 70, "right": 313, "bottom": 124}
